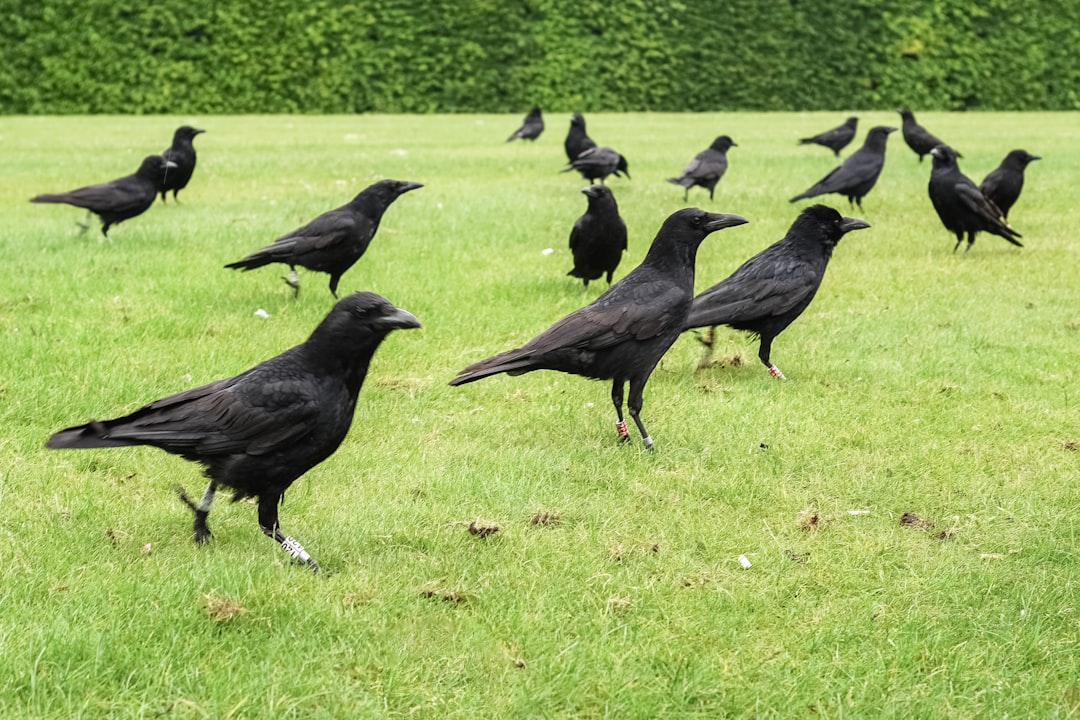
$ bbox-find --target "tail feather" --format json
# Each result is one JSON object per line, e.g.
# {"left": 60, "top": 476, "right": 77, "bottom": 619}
{"left": 449, "top": 350, "right": 537, "bottom": 386}
{"left": 31, "top": 193, "right": 71, "bottom": 204}
{"left": 46, "top": 421, "right": 142, "bottom": 449}
{"left": 225, "top": 242, "right": 294, "bottom": 271}
{"left": 667, "top": 177, "right": 693, "bottom": 187}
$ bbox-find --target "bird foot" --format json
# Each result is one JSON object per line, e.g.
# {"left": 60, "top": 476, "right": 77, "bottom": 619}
{"left": 282, "top": 270, "right": 300, "bottom": 295}
{"left": 615, "top": 420, "right": 631, "bottom": 444}
{"left": 282, "top": 535, "right": 320, "bottom": 572}
{"left": 642, "top": 436, "right": 655, "bottom": 451}
{"left": 768, "top": 365, "right": 787, "bottom": 380}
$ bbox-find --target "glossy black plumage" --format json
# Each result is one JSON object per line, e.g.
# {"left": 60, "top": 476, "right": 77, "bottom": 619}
{"left": 563, "top": 146, "right": 630, "bottom": 185}
{"left": 928, "top": 145, "right": 1022, "bottom": 252}
{"left": 225, "top": 179, "right": 422, "bottom": 297}
{"left": 564, "top": 113, "right": 597, "bottom": 163}
{"left": 45, "top": 292, "right": 421, "bottom": 571}
{"left": 507, "top": 107, "right": 544, "bottom": 142}
{"left": 979, "top": 149, "right": 1040, "bottom": 219}
{"left": 158, "top": 125, "right": 205, "bottom": 202}
{"left": 899, "top": 109, "right": 947, "bottom": 162}
{"left": 668, "top": 135, "right": 736, "bottom": 201}
{"left": 30, "top": 155, "right": 175, "bottom": 237}
{"left": 450, "top": 209, "right": 748, "bottom": 449}
{"left": 799, "top": 116, "right": 858, "bottom": 157}
{"left": 567, "top": 185, "right": 627, "bottom": 289}
{"left": 790, "top": 126, "right": 895, "bottom": 208}
{"left": 685, "top": 205, "right": 870, "bottom": 378}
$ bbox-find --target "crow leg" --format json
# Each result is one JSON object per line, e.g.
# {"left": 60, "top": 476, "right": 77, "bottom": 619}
{"left": 758, "top": 337, "right": 786, "bottom": 379}
{"left": 684, "top": 187, "right": 690, "bottom": 202}
{"left": 177, "top": 480, "right": 217, "bottom": 543}
{"left": 611, "top": 380, "right": 631, "bottom": 444}
{"left": 282, "top": 266, "right": 301, "bottom": 296}
{"left": 627, "top": 378, "right": 654, "bottom": 451}
{"left": 159, "top": 191, "right": 167, "bottom": 203}
{"left": 952, "top": 233, "right": 964, "bottom": 253}
{"left": 258, "top": 494, "right": 319, "bottom": 572}
{"left": 965, "top": 232, "right": 976, "bottom": 252}
{"left": 696, "top": 326, "right": 716, "bottom": 369}
{"left": 328, "top": 274, "right": 341, "bottom": 299}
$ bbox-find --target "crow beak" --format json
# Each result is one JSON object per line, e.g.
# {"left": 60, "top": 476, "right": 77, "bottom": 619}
{"left": 581, "top": 185, "right": 601, "bottom": 197}
{"left": 380, "top": 307, "right": 422, "bottom": 331}
{"left": 930, "top": 146, "right": 944, "bottom": 159}
{"left": 704, "top": 213, "right": 750, "bottom": 232}
{"left": 883, "top": 127, "right": 898, "bottom": 133}
{"left": 1030, "top": 155, "right": 1042, "bottom": 161}
{"left": 399, "top": 181, "right": 424, "bottom": 193}
{"left": 840, "top": 217, "right": 871, "bottom": 234}
{"left": 193, "top": 128, "right": 206, "bottom": 135}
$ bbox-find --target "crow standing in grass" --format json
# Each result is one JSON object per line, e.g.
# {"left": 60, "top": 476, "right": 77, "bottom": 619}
{"left": 564, "top": 113, "right": 597, "bottom": 162}
{"left": 225, "top": 180, "right": 422, "bottom": 297}
{"left": 450, "top": 208, "right": 748, "bottom": 449}
{"left": 928, "top": 144, "right": 1022, "bottom": 252}
{"left": 567, "top": 185, "right": 627, "bottom": 290}
{"left": 790, "top": 126, "right": 896, "bottom": 208}
{"left": 799, "top": 116, "right": 858, "bottom": 157}
{"left": 685, "top": 205, "right": 869, "bottom": 379}
{"left": 563, "top": 146, "right": 630, "bottom": 185}
{"left": 668, "top": 135, "right": 736, "bottom": 201}
{"left": 30, "top": 155, "right": 176, "bottom": 237}
{"left": 45, "top": 292, "right": 420, "bottom": 572}
{"left": 979, "top": 149, "right": 1040, "bottom": 219}
{"left": 899, "top": 109, "right": 947, "bottom": 162}
{"left": 507, "top": 107, "right": 544, "bottom": 142}
{"left": 158, "top": 125, "right": 206, "bottom": 203}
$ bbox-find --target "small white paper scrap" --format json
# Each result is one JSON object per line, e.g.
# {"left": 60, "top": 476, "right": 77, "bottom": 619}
{"left": 738, "top": 554, "right": 752, "bottom": 569}
{"left": 254, "top": 309, "right": 270, "bottom": 319}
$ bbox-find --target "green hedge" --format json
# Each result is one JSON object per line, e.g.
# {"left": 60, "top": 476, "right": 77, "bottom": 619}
{"left": 2, "top": 0, "right": 1078, "bottom": 113}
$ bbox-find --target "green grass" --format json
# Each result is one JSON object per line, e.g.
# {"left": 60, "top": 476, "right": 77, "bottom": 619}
{"left": 2, "top": 112, "right": 1079, "bottom": 718}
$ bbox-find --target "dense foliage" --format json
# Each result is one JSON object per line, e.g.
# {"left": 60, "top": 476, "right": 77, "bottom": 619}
{"left": 2, "top": 0, "right": 1078, "bottom": 113}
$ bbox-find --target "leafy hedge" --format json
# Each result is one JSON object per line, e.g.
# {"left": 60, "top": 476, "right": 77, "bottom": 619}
{"left": 2, "top": 0, "right": 1078, "bottom": 113}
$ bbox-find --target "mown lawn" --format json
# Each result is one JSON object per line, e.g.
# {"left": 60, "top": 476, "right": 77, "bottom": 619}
{"left": 1, "top": 112, "right": 1078, "bottom": 718}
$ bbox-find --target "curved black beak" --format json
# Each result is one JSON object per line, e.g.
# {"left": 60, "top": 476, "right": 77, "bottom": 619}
{"left": 704, "top": 213, "right": 750, "bottom": 232}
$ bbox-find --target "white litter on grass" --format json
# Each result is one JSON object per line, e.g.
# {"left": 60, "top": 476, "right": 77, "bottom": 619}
{"left": 847, "top": 509, "right": 870, "bottom": 515}
{"left": 738, "top": 554, "right": 752, "bottom": 569}
{"left": 541, "top": 248, "right": 554, "bottom": 255}
{"left": 254, "top": 309, "right": 270, "bottom": 319}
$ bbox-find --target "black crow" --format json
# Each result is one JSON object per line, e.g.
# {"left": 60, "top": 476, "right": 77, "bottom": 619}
{"left": 225, "top": 179, "right": 422, "bottom": 297}
{"left": 450, "top": 209, "right": 748, "bottom": 449}
{"left": 31, "top": 155, "right": 176, "bottom": 237}
{"left": 685, "top": 205, "right": 869, "bottom": 378}
{"left": 507, "top": 107, "right": 544, "bottom": 142}
{"left": 799, "top": 116, "right": 858, "bottom": 157}
{"left": 928, "top": 144, "right": 1022, "bottom": 252}
{"left": 45, "top": 292, "right": 421, "bottom": 572}
{"left": 158, "top": 125, "right": 206, "bottom": 203}
{"left": 567, "top": 185, "right": 628, "bottom": 290}
{"left": 563, "top": 147, "right": 630, "bottom": 185}
{"left": 668, "top": 135, "right": 737, "bottom": 201}
{"left": 564, "top": 113, "right": 597, "bottom": 163}
{"left": 979, "top": 149, "right": 1040, "bottom": 219}
{"left": 899, "top": 109, "right": 947, "bottom": 162}
{"left": 790, "top": 126, "right": 896, "bottom": 208}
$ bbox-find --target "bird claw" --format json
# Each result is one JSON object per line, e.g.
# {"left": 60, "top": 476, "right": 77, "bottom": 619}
{"left": 282, "top": 271, "right": 301, "bottom": 296}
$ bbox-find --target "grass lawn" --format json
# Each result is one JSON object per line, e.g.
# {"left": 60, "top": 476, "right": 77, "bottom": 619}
{"left": 1, "top": 112, "right": 1079, "bottom": 718}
